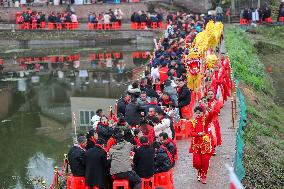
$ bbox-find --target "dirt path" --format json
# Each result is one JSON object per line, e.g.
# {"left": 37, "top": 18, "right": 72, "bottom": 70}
{"left": 173, "top": 97, "right": 237, "bottom": 189}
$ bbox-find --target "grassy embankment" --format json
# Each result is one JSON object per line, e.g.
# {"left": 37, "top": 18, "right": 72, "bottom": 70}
{"left": 225, "top": 26, "right": 284, "bottom": 188}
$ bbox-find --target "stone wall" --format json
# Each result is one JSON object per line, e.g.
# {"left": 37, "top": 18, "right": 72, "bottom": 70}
{"left": 0, "top": 2, "right": 148, "bottom": 23}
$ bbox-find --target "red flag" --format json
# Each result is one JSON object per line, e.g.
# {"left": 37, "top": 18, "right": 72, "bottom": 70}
{"left": 227, "top": 165, "right": 244, "bottom": 189}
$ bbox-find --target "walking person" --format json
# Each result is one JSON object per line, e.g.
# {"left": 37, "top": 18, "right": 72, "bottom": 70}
{"left": 189, "top": 106, "right": 214, "bottom": 184}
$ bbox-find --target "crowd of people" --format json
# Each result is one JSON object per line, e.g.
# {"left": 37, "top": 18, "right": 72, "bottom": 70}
{"left": 47, "top": 11, "right": 78, "bottom": 24}
{"left": 130, "top": 11, "right": 163, "bottom": 27}
{"left": 67, "top": 9, "right": 230, "bottom": 189}
{"left": 88, "top": 8, "right": 123, "bottom": 25}
{"left": 240, "top": 6, "right": 271, "bottom": 23}
{"left": 16, "top": 8, "right": 46, "bottom": 25}
{"left": 16, "top": 8, "right": 78, "bottom": 29}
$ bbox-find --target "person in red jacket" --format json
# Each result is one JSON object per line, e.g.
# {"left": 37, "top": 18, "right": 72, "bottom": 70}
{"left": 133, "top": 128, "right": 143, "bottom": 147}
{"left": 106, "top": 127, "right": 124, "bottom": 152}
{"left": 139, "top": 119, "right": 155, "bottom": 144}
{"left": 189, "top": 106, "right": 213, "bottom": 184}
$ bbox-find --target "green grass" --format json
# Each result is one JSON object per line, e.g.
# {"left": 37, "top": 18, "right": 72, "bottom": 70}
{"left": 225, "top": 26, "right": 284, "bottom": 189}
{"left": 225, "top": 26, "right": 271, "bottom": 93}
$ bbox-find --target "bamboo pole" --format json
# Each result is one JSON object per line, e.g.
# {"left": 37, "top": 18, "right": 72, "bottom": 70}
{"left": 115, "top": 99, "right": 118, "bottom": 116}
{"left": 233, "top": 81, "right": 237, "bottom": 121}
{"left": 231, "top": 98, "right": 235, "bottom": 128}
{"left": 54, "top": 166, "right": 59, "bottom": 189}
{"left": 64, "top": 154, "right": 69, "bottom": 175}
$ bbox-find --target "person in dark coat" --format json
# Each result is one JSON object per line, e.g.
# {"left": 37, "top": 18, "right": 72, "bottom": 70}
{"left": 175, "top": 63, "right": 186, "bottom": 78}
{"left": 96, "top": 116, "right": 113, "bottom": 144}
{"left": 133, "top": 136, "right": 155, "bottom": 178}
{"left": 140, "top": 11, "right": 147, "bottom": 23}
{"left": 131, "top": 12, "right": 136, "bottom": 22}
{"left": 117, "top": 93, "right": 131, "bottom": 117}
{"left": 153, "top": 142, "right": 172, "bottom": 174}
{"left": 134, "top": 12, "right": 141, "bottom": 23}
{"left": 125, "top": 98, "right": 144, "bottom": 126}
{"left": 85, "top": 138, "right": 109, "bottom": 188}
{"left": 140, "top": 78, "right": 159, "bottom": 98}
{"left": 157, "top": 12, "right": 163, "bottom": 23}
{"left": 86, "top": 129, "right": 98, "bottom": 150}
{"left": 143, "top": 97, "right": 161, "bottom": 116}
{"left": 67, "top": 136, "right": 87, "bottom": 177}
{"left": 177, "top": 79, "right": 191, "bottom": 118}
{"left": 243, "top": 8, "right": 249, "bottom": 20}
{"left": 159, "top": 132, "right": 177, "bottom": 165}
{"left": 278, "top": 2, "right": 284, "bottom": 21}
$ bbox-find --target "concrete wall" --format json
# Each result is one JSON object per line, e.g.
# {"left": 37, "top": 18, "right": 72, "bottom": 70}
{"left": 70, "top": 97, "right": 116, "bottom": 127}
{"left": 0, "top": 3, "right": 148, "bottom": 23}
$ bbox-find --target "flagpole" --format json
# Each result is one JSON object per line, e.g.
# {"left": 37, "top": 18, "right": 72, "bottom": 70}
{"left": 72, "top": 112, "right": 77, "bottom": 142}
{"left": 225, "top": 164, "right": 244, "bottom": 189}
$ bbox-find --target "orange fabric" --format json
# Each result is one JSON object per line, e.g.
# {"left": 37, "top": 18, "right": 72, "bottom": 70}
{"left": 106, "top": 137, "right": 116, "bottom": 152}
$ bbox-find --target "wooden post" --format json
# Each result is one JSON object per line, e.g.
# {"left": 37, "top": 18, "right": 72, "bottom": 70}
{"left": 233, "top": 81, "right": 237, "bottom": 121}
{"left": 231, "top": 98, "right": 235, "bottom": 128}
{"left": 231, "top": 0, "right": 236, "bottom": 16}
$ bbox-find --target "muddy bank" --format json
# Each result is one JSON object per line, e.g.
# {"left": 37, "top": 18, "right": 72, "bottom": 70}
{"left": 0, "top": 29, "right": 160, "bottom": 47}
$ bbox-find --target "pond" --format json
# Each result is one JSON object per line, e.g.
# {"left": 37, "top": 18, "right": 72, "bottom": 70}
{"left": 0, "top": 42, "right": 153, "bottom": 189}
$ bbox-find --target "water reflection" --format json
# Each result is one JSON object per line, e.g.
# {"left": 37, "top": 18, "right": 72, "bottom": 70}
{"left": 0, "top": 44, "right": 151, "bottom": 189}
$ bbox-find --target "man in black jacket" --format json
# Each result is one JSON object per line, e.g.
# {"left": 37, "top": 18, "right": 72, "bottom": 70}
{"left": 134, "top": 12, "right": 141, "bottom": 23}
{"left": 131, "top": 12, "right": 136, "bottom": 22}
{"left": 140, "top": 78, "right": 159, "bottom": 98}
{"left": 85, "top": 138, "right": 109, "bottom": 189}
{"left": 177, "top": 79, "right": 191, "bottom": 118}
{"left": 159, "top": 132, "right": 176, "bottom": 165}
{"left": 96, "top": 116, "right": 113, "bottom": 144}
{"left": 153, "top": 142, "right": 172, "bottom": 173}
{"left": 68, "top": 136, "right": 87, "bottom": 177}
{"left": 117, "top": 93, "right": 131, "bottom": 117}
{"left": 140, "top": 11, "right": 148, "bottom": 23}
{"left": 133, "top": 136, "right": 155, "bottom": 178}
{"left": 125, "top": 98, "right": 144, "bottom": 126}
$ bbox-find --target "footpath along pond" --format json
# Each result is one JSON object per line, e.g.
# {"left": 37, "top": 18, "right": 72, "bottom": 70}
{"left": 0, "top": 42, "right": 153, "bottom": 189}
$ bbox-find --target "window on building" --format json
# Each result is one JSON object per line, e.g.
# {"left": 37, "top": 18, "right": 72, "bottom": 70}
{"left": 79, "top": 110, "right": 95, "bottom": 126}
